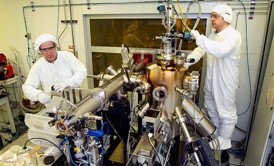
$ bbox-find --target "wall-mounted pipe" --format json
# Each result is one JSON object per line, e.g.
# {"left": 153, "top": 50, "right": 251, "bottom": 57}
{"left": 23, "top": 0, "right": 270, "bottom": 9}
{"left": 68, "top": 0, "right": 76, "bottom": 56}
{"left": 232, "top": 6, "right": 269, "bottom": 10}
{"left": 228, "top": 1, "right": 269, "bottom": 5}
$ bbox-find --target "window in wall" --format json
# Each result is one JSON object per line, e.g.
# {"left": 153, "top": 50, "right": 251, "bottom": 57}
{"left": 89, "top": 18, "right": 207, "bottom": 87}
{"left": 92, "top": 52, "right": 122, "bottom": 78}
{"left": 90, "top": 19, "right": 166, "bottom": 48}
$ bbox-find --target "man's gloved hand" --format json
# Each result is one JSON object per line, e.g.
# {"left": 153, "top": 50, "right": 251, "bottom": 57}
{"left": 183, "top": 62, "right": 192, "bottom": 69}
{"left": 183, "top": 57, "right": 196, "bottom": 69}
{"left": 37, "top": 92, "right": 51, "bottom": 104}
{"left": 190, "top": 30, "right": 200, "bottom": 39}
{"left": 184, "top": 63, "right": 191, "bottom": 69}
{"left": 53, "top": 82, "right": 69, "bottom": 92}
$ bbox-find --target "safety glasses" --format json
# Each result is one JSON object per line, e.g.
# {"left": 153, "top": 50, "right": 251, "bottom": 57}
{"left": 40, "top": 45, "right": 56, "bottom": 53}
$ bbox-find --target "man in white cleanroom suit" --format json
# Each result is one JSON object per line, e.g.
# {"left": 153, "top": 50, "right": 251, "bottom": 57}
{"left": 185, "top": 4, "right": 242, "bottom": 154}
{"left": 22, "top": 33, "right": 87, "bottom": 104}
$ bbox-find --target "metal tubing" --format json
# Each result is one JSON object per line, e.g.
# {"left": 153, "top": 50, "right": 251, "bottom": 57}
{"left": 181, "top": 96, "right": 216, "bottom": 136}
{"left": 66, "top": 72, "right": 124, "bottom": 126}
{"left": 175, "top": 107, "right": 193, "bottom": 143}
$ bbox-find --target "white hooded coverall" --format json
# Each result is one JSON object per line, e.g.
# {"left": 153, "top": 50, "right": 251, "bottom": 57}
{"left": 22, "top": 51, "right": 87, "bottom": 102}
{"left": 188, "top": 26, "right": 242, "bottom": 149}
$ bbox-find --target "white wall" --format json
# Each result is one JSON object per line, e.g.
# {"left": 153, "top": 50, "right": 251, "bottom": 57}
{"left": 0, "top": 0, "right": 271, "bottom": 141}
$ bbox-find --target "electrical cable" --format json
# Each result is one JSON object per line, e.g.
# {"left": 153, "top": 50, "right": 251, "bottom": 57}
{"left": 237, "top": 0, "right": 252, "bottom": 116}
{"left": 91, "top": 122, "right": 109, "bottom": 166}
{"left": 58, "top": 0, "right": 68, "bottom": 46}
{"left": 22, "top": 7, "right": 32, "bottom": 69}
{"left": 11, "top": 84, "right": 18, "bottom": 107}
{"left": 126, "top": 87, "right": 141, "bottom": 161}
{"left": 235, "top": 139, "right": 245, "bottom": 150}
{"left": 64, "top": 135, "right": 78, "bottom": 166}
{"left": 11, "top": 128, "right": 20, "bottom": 140}
{"left": 182, "top": 154, "right": 190, "bottom": 166}
{"left": 56, "top": 0, "right": 60, "bottom": 43}
{"left": 125, "top": 151, "right": 134, "bottom": 166}
{"left": 100, "top": 122, "right": 109, "bottom": 154}
{"left": 228, "top": 149, "right": 245, "bottom": 159}
{"left": 163, "top": 143, "right": 172, "bottom": 166}
{"left": 176, "top": 0, "right": 185, "bottom": 18}
{"left": 68, "top": 0, "right": 76, "bottom": 56}
{"left": 23, "top": 137, "right": 65, "bottom": 156}
{"left": 104, "top": 114, "right": 124, "bottom": 144}
{"left": 185, "top": 0, "right": 201, "bottom": 30}
{"left": 235, "top": 125, "right": 247, "bottom": 133}
{"left": 148, "top": 134, "right": 162, "bottom": 166}
{"left": 8, "top": 46, "right": 37, "bottom": 116}
{"left": 23, "top": 7, "right": 40, "bottom": 68}
{"left": 176, "top": 0, "right": 190, "bottom": 31}
{"left": 176, "top": 0, "right": 201, "bottom": 31}
{"left": 9, "top": 46, "right": 22, "bottom": 84}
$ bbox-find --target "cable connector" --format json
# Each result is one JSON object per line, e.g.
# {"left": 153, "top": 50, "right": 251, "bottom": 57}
{"left": 148, "top": 133, "right": 153, "bottom": 138}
